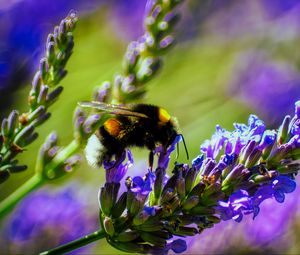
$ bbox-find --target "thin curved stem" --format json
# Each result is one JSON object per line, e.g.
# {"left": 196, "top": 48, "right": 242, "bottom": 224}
{"left": 39, "top": 229, "right": 106, "bottom": 255}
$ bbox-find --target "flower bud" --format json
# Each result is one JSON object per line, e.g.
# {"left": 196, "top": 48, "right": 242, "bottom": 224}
{"left": 46, "top": 42, "right": 56, "bottom": 65}
{"left": 115, "top": 230, "right": 140, "bottom": 242}
{"left": 267, "top": 145, "right": 290, "bottom": 167}
{"left": 31, "top": 112, "right": 51, "bottom": 127}
{"left": 277, "top": 116, "right": 290, "bottom": 145}
{"left": 103, "top": 216, "right": 115, "bottom": 236}
{"left": 140, "top": 231, "right": 167, "bottom": 247}
{"left": 171, "top": 226, "right": 197, "bottom": 236}
{"left": 0, "top": 169, "right": 10, "bottom": 183}
{"left": 29, "top": 72, "right": 42, "bottom": 108}
{"left": 109, "top": 240, "right": 146, "bottom": 253}
{"left": 99, "top": 184, "right": 114, "bottom": 216}
{"left": 46, "top": 86, "right": 63, "bottom": 106}
{"left": 189, "top": 182, "right": 206, "bottom": 197}
{"left": 192, "top": 154, "right": 204, "bottom": 170}
{"left": 244, "top": 147, "right": 262, "bottom": 168}
{"left": 13, "top": 124, "right": 35, "bottom": 147}
{"left": 278, "top": 163, "right": 300, "bottom": 174}
{"left": 252, "top": 170, "right": 278, "bottom": 184}
{"left": 190, "top": 206, "right": 215, "bottom": 216}
{"left": 133, "top": 212, "right": 150, "bottom": 226}
{"left": 7, "top": 164, "right": 27, "bottom": 173}
{"left": 239, "top": 140, "right": 256, "bottom": 164}
{"left": 123, "top": 42, "right": 140, "bottom": 74}
{"left": 176, "top": 177, "right": 185, "bottom": 199}
{"left": 129, "top": 194, "right": 147, "bottom": 216}
{"left": 182, "top": 195, "right": 199, "bottom": 210}
{"left": 37, "top": 85, "right": 49, "bottom": 105}
{"left": 27, "top": 106, "right": 46, "bottom": 123}
{"left": 40, "top": 58, "right": 49, "bottom": 83}
{"left": 159, "top": 36, "right": 174, "bottom": 52}
{"left": 93, "top": 81, "right": 111, "bottom": 103}
{"left": 111, "top": 192, "right": 127, "bottom": 219}
{"left": 1, "top": 118, "right": 9, "bottom": 139}
{"left": 7, "top": 110, "right": 19, "bottom": 138}
{"left": 83, "top": 114, "right": 101, "bottom": 134}
{"left": 136, "top": 57, "right": 161, "bottom": 83}
{"left": 200, "top": 159, "right": 216, "bottom": 176}
{"left": 161, "top": 188, "right": 176, "bottom": 204}
{"left": 185, "top": 167, "right": 197, "bottom": 194}
{"left": 154, "top": 167, "right": 165, "bottom": 200}
{"left": 134, "top": 220, "right": 164, "bottom": 232}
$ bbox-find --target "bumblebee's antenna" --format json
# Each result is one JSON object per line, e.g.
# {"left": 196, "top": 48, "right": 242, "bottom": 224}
{"left": 180, "top": 134, "right": 189, "bottom": 160}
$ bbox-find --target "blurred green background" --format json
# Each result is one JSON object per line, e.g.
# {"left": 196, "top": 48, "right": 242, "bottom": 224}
{"left": 1, "top": 0, "right": 300, "bottom": 254}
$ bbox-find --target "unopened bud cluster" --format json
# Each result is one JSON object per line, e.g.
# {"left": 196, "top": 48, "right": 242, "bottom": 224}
{"left": 0, "top": 12, "right": 77, "bottom": 183}
{"left": 93, "top": 0, "right": 183, "bottom": 105}
{"left": 35, "top": 132, "right": 81, "bottom": 180}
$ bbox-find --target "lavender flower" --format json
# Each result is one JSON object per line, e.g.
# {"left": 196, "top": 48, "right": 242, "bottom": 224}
{"left": 0, "top": 0, "right": 103, "bottom": 114}
{"left": 0, "top": 184, "right": 98, "bottom": 254}
{"left": 109, "top": 0, "right": 184, "bottom": 104}
{"left": 88, "top": 100, "right": 300, "bottom": 254}
{"left": 187, "top": 177, "right": 300, "bottom": 254}
{"left": 0, "top": 12, "right": 77, "bottom": 183}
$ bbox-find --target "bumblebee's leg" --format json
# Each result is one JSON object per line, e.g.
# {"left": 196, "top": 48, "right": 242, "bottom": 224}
{"left": 105, "top": 150, "right": 125, "bottom": 170}
{"left": 148, "top": 151, "right": 154, "bottom": 171}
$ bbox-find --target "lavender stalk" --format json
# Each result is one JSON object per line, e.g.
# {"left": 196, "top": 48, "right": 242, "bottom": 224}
{"left": 42, "top": 100, "right": 300, "bottom": 254}
{"left": 0, "top": 11, "right": 77, "bottom": 183}
{"left": 0, "top": 0, "right": 185, "bottom": 218}
{"left": 91, "top": 101, "right": 300, "bottom": 254}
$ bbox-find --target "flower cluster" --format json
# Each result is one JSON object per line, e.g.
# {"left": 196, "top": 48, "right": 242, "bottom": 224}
{"left": 35, "top": 132, "right": 81, "bottom": 180}
{"left": 0, "top": 0, "right": 186, "bottom": 218}
{"left": 93, "top": 0, "right": 183, "bottom": 105}
{"left": 96, "top": 101, "right": 300, "bottom": 254}
{"left": 0, "top": 12, "right": 77, "bottom": 183}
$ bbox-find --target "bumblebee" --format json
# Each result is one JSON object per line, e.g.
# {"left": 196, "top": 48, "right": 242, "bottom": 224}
{"left": 79, "top": 101, "right": 188, "bottom": 168}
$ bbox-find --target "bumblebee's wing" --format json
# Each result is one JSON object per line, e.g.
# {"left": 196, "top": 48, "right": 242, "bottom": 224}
{"left": 78, "top": 101, "right": 149, "bottom": 118}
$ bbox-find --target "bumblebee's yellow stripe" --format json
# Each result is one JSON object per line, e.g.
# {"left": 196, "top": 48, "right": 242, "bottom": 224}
{"left": 158, "top": 108, "right": 171, "bottom": 123}
{"left": 104, "top": 118, "right": 121, "bottom": 137}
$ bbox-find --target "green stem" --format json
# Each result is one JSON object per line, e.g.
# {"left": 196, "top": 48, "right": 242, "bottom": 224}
{"left": 0, "top": 173, "right": 44, "bottom": 218}
{"left": 39, "top": 229, "right": 106, "bottom": 255}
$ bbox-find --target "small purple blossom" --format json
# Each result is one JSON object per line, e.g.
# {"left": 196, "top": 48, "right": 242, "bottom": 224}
{"left": 217, "top": 175, "right": 296, "bottom": 224}
{"left": 131, "top": 170, "right": 156, "bottom": 195}
{"left": 104, "top": 150, "right": 133, "bottom": 183}
{"left": 156, "top": 134, "right": 182, "bottom": 169}
{"left": 201, "top": 115, "right": 266, "bottom": 159}
{"left": 254, "top": 176, "right": 296, "bottom": 205}
{"left": 216, "top": 190, "right": 254, "bottom": 222}
{"left": 166, "top": 239, "right": 187, "bottom": 254}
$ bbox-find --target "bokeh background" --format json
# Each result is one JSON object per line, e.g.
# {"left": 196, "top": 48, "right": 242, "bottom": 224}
{"left": 1, "top": 0, "right": 300, "bottom": 254}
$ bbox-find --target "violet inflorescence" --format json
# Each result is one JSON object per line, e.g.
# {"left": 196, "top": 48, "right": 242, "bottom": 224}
{"left": 97, "top": 102, "right": 300, "bottom": 254}
{"left": 93, "top": 0, "right": 183, "bottom": 105}
{"left": 0, "top": 12, "right": 78, "bottom": 183}
{"left": 0, "top": 0, "right": 185, "bottom": 217}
